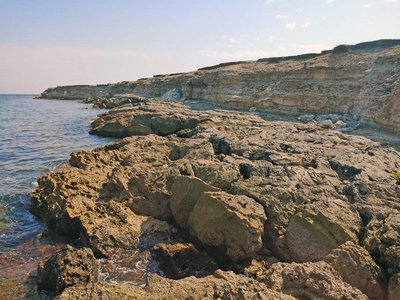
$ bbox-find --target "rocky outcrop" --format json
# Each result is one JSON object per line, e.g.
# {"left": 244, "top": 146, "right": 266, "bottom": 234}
{"left": 57, "top": 270, "right": 293, "bottom": 300}
{"left": 31, "top": 98, "right": 400, "bottom": 298}
{"left": 188, "top": 191, "right": 266, "bottom": 262}
{"left": 37, "top": 39, "right": 400, "bottom": 128}
{"left": 36, "top": 84, "right": 108, "bottom": 100}
{"left": 324, "top": 241, "right": 387, "bottom": 300}
{"left": 150, "top": 243, "right": 219, "bottom": 279}
{"left": 247, "top": 261, "right": 368, "bottom": 299}
{"left": 37, "top": 245, "right": 99, "bottom": 295}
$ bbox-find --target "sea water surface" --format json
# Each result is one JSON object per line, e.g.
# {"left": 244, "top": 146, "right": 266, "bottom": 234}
{"left": 0, "top": 94, "right": 112, "bottom": 298}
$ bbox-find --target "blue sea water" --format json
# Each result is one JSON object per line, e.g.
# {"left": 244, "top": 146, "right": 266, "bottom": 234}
{"left": 0, "top": 94, "right": 112, "bottom": 297}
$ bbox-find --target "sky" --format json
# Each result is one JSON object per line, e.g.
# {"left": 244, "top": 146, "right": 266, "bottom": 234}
{"left": 0, "top": 0, "right": 399, "bottom": 94}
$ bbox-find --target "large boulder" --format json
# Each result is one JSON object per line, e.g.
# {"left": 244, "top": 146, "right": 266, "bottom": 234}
{"left": 188, "top": 191, "right": 267, "bottom": 262}
{"left": 279, "top": 199, "right": 362, "bottom": 262}
{"left": 324, "top": 241, "right": 387, "bottom": 300}
{"left": 37, "top": 245, "right": 99, "bottom": 295}
{"left": 247, "top": 261, "right": 368, "bottom": 300}
{"left": 78, "top": 201, "right": 179, "bottom": 257}
{"left": 170, "top": 176, "right": 219, "bottom": 229}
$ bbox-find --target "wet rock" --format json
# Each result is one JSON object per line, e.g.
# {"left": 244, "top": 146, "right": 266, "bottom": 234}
{"left": 37, "top": 245, "right": 99, "bottom": 295}
{"left": 151, "top": 243, "right": 219, "bottom": 279}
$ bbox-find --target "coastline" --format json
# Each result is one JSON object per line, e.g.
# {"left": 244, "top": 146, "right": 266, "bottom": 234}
{"left": 30, "top": 96, "right": 400, "bottom": 299}
{"left": 0, "top": 95, "right": 113, "bottom": 299}
{"left": 37, "top": 39, "right": 400, "bottom": 130}
{"left": 26, "top": 39, "right": 400, "bottom": 298}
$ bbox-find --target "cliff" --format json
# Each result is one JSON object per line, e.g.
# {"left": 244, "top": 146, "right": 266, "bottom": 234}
{"left": 38, "top": 39, "right": 400, "bottom": 128}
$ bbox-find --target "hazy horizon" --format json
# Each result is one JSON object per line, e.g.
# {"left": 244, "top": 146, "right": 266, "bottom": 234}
{"left": 1, "top": 0, "right": 399, "bottom": 94}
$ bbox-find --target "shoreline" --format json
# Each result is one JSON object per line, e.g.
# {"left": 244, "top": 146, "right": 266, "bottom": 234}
{"left": 36, "top": 39, "right": 400, "bottom": 130}
{"left": 30, "top": 96, "right": 400, "bottom": 299}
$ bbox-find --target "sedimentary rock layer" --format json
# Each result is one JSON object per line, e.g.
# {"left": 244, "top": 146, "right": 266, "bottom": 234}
{"left": 38, "top": 39, "right": 400, "bottom": 128}
{"left": 31, "top": 98, "right": 400, "bottom": 298}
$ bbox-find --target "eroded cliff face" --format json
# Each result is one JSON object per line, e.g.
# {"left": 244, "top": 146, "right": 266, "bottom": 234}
{"left": 38, "top": 39, "right": 400, "bottom": 128}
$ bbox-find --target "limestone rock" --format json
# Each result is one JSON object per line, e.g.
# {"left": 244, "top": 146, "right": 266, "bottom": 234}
{"left": 363, "top": 213, "right": 400, "bottom": 276}
{"left": 90, "top": 100, "right": 201, "bottom": 138}
{"left": 389, "top": 274, "right": 400, "bottom": 300}
{"left": 78, "top": 201, "right": 179, "bottom": 257}
{"left": 39, "top": 40, "right": 400, "bottom": 128}
{"left": 170, "top": 176, "right": 219, "bottom": 229}
{"left": 37, "top": 245, "right": 99, "bottom": 295}
{"left": 252, "top": 261, "right": 368, "bottom": 300}
{"left": 57, "top": 270, "right": 293, "bottom": 300}
{"left": 31, "top": 97, "right": 400, "bottom": 296}
{"left": 280, "top": 199, "right": 362, "bottom": 262}
{"left": 324, "top": 241, "right": 387, "bottom": 300}
{"left": 188, "top": 191, "right": 267, "bottom": 262}
{"left": 151, "top": 243, "right": 219, "bottom": 279}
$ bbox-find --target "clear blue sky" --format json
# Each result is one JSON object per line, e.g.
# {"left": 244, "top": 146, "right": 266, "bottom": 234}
{"left": 0, "top": 0, "right": 399, "bottom": 93}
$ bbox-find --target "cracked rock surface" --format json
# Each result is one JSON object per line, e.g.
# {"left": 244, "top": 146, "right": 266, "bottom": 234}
{"left": 31, "top": 99, "right": 400, "bottom": 298}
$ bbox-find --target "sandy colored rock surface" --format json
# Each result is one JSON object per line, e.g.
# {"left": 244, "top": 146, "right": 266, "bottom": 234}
{"left": 324, "top": 241, "right": 387, "bottom": 300}
{"left": 56, "top": 270, "right": 294, "bottom": 300}
{"left": 38, "top": 40, "right": 400, "bottom": 128}
{"left": 31, "top": 95, "right": 400, "bottom": 298}
{"left": 188, "top": 191, "right": 266, "bottom": 262}
{"left": 151, "top": 243, "right": 218, "bottom": 279}
{"left": 37, "top": 245, "right": 99, "bottom": 295}
{"left": 248, "top": 261, "right": 368, "bottom": 300}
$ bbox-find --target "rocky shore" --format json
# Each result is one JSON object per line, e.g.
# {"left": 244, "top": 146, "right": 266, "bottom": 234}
{"left": 30, "top": 95, "right": 400, "bottom": 299}
{"left": 37, "top": 39, "right": 400, "bottom": 129}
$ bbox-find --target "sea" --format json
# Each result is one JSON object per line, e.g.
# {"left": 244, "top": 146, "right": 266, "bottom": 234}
{"left": 0, "top": 94, "right": 112, "bottom": 298}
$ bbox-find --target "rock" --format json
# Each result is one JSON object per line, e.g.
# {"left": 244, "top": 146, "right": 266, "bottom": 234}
{"left": 188, "top": 191, "right": 267, "bottom": 262}
{"left": 159, "top": 88, "right": 183, "bottom": 101}
{"left": 31, "top": 98, "right": 400, "bottom": 296}
{"left": 38, "top": 40, "right": 400, "bottom": 128}
{"left": 78, "top": 201, "right": 179, "bottom": 257}
{"left": 249, "top": 106, "right": 257, "bottom": 112}
{"left": 389, "top": 274, "right": 400, "bottom": 300}
{"left": 317, "top": 119, "right": 333, "bottom": 129}
{"left": 251, "top": 261, "right": 368, "bottom": 299}
{"left": 279, "top": 199, "right": 362, "bottom": 262}
{"left": 57, "top": 270, "right": 293, "bottom": 300}
{"left": 151, "top": 243, "right": 219, "bottom": 279}
{"left": 170, "top": 176, "right": 219, "bottom": 229}
{"left": 297, "top": 114, "right": 315, "bottom": 123}
{"left": 90, "top": 100, "right": 201, "bottom": 138}
{"left": 363, "top": 213, "right": 400, "bottom": 276}
{"left": 324, "top": 241, "right": 387, "bottom": 300}
{"left": 37, "top": 245, "right": 99, "bottom": 295}
{"left": 56, "top": 282, "right": 149, "bottom": 300}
